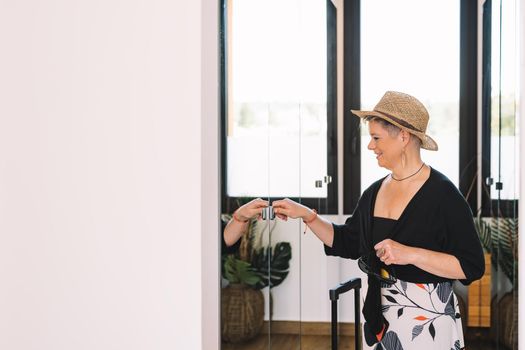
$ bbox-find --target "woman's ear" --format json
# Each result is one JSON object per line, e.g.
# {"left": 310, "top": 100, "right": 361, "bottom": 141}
{"left": 400, "top": 129, "right": 410, "bottom": 144}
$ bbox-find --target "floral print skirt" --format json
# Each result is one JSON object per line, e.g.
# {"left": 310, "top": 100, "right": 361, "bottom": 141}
{"left": 364, "top": 279, "right": 464, "bottom": 350}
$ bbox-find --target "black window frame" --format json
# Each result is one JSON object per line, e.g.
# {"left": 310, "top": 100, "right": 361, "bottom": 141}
{"left": 220, "top": 0, "right": 339, "bottom": 215}
{"left": 480, "top": 0, "right": 518, "bottom": 218}
{"left": 343, "top": 0, "right": 481, "bottom": 214}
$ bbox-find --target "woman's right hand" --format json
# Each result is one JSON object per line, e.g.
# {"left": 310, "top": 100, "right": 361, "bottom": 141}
{"left": 234, "top": 198, "right": 269, "bottom": 222}
{"left": 272, "top": 198, "right": 313, "bottom": 221}
{"left": 274, "top": 199, "right": 334, "bottom": 247}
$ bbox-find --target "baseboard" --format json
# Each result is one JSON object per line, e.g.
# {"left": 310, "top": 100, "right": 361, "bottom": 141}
{"left": 260, "top": 321, "right": 357, "bottom": 336}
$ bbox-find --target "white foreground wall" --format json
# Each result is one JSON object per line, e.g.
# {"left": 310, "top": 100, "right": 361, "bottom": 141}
{"left": 0, "top": 0, "right": 219, "bottom": 349}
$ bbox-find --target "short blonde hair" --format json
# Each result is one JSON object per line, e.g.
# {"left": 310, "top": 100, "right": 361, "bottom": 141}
{"left": 364, "top": 116, "right": 422, "bottom": 147}
{"left": 364, "top": 116, "right": 400, "bottom": 136}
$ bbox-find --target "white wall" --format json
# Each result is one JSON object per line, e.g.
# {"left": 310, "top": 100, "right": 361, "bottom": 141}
{"left": 0, "top": 0, "right": 219, "bottom": 349}
{"left": 201, "top": 1, "right": 220, "bottom": 349}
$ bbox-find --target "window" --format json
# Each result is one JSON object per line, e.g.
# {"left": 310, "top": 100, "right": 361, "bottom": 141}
{"left": 360, "top": 0, "right": 460, "bottom": 191}
{"left": 344, "top": 0, "right": 478, "bottom": 213}
{"left": 221, "top": 0, "right": 338, "bottom": 214}
{"left": 481, "top": 0, "right": 518, "bottom": 217}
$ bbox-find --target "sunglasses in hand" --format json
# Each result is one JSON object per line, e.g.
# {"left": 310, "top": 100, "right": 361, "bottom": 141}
{"left": 357, "top": 254, "right": 397, "bottom": 285}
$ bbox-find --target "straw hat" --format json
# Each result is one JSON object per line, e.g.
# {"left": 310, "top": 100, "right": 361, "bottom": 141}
{"left": 351, "top": 91, "right": 438, "bottom": 151}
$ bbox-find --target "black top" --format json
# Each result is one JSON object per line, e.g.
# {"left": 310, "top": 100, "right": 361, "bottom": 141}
{"left": 221, "top": 220, "right": 241, "bottom": 254}
{"left": 370, "top": 216, "right": 397, "bottom": 279}
{"left": 325, "top": 166, "right": 485, "bottom": 283}
{"left": 372, "top": 216, "right": 397, "bottom": 243}
{"left": 324, "top": 167, "right": 485, "bottom": 336}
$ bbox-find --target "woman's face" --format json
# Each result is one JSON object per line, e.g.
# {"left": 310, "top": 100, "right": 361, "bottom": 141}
{"left": 367, "top": 120, "right": 403, "bottom": 170}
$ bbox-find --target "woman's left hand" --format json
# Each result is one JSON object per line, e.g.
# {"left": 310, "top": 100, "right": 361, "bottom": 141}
{"left": 374, "top": 239, "right": 414, "bottom": 266}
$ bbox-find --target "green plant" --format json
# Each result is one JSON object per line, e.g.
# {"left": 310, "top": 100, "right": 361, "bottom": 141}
{"left": 251, "top": 242, "right": 291, "bottom": 289}
{"left": 474, "top": 216, "right": 518, "bottom": 285}
{"left": 223, "top": 255, "right": 261, "bottom": 287}
{"left": 221, "top": 206, "right": 292, "bottom": 290}
{"left": 466, "top": 174, "right": 518, "bottom": 285}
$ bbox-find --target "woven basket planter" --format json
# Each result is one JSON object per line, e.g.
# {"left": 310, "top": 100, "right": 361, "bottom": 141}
{"left": 221, "top": 284, "right": 264, "bottom": 343}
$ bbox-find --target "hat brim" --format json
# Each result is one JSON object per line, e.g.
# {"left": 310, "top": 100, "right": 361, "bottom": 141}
{"left": 350, "top": 109, "right": 438, "bottom": 151}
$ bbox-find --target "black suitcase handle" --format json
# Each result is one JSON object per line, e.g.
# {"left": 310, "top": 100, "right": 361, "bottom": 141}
{"left": 329, "top": 278, "right": 361, "bottom": 350}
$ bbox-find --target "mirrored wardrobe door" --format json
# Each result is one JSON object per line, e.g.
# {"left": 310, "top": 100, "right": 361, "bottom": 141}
{"left": 266, "top": 100, "right": 302, "bottom": 349}
{"left": 297, "top": 0, "right": 338, "bottom": 349}
{"left": 220, "top": 0, "right": 272, "bottom": 348}
{"left": 221, "top": 0, "right": 336, "bottom": 349}
{"left": 263, "top": 0, "right": 335, "bottom": 348}
{"left": 264, "top": 0, "right": 306, "bottom": 348}
{"left": 266, "top": 0, "right": 336, "bottom": 347}
{"left": 485, "top": 0, "right": 518, "bottom": 348}
{"left": 220, "top": 0, "right": 307, "bottom": 348}
{"left": 476, "top": 0, "right": 518, "bottom": 349}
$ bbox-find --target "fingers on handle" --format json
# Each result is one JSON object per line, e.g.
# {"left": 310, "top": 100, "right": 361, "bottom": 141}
{"left": 272, "top": 200, "right": 284, "bottom": 208}
{"left": 274, "top": 207, "right": 291, "bottom": 216}
{"left": 254, "top": 199, "right": 269, "bottom": 206}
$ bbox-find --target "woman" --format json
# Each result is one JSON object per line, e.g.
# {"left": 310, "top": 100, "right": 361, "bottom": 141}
{"left": 272, "top": 91, "right": 485, "bottom": 350}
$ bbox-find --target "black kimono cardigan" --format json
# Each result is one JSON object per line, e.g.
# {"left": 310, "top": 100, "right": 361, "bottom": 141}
{"left": 324, "top": 167, "right": 485, "bottom": 337}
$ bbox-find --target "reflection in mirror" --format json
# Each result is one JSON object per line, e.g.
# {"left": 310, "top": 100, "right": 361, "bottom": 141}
{"left": 221, "top": 0, "right": 331, "bottom": 349}
{"left": 225, "top": 3, "right": 328, "bottom": 200}
{"left": 267, "top": 103, "right": 302, "bottom": 349}
{"left": 477, "top": 0, "right": 519, "bottom": 349}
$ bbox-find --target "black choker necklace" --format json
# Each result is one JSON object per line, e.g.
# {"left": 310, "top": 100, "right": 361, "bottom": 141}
{"left": 391, "top": 163, "right": 425, "bottom": 181}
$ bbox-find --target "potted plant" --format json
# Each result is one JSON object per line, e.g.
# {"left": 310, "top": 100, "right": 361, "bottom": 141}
{"left": 221, "top": 213, "right": 292, "bottom": 343}
{"left": 221, "top": 254, "right": 265, "bottom": 343}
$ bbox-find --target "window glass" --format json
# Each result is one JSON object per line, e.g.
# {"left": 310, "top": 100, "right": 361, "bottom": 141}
{"left": 360, "top": 0, "right": 460, "bottom": 191}
{"left": 226, "top": 0, "right": 328, "bottom": 198}
{"left": 490, "top": 0, "right": 518, "bottom": 200}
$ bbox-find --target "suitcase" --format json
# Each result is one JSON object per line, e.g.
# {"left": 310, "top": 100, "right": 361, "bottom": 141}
{"left": 329, "top": 277, "right": 362, "bottom": 350}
